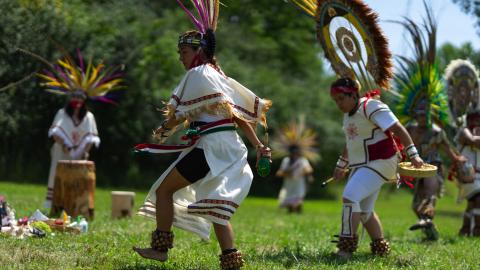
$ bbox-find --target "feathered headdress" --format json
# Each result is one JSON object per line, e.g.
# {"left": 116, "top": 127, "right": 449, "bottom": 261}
{"left": 286, "top": 0, "right": 393, "bottom": 91}
{"left": 271, "top": 115, "right": 320, "bottom": 163}
{"left": 393, "top": 4, "right": 449, "bottom": 128}
{"left": 37, "top": 49, "right": 123, "bottom": 104}
{"left": 176, "top": 1, "right": 219, "bottom": 59}
{"left": 444, "top": 59, "right": 480, "bottom": 123}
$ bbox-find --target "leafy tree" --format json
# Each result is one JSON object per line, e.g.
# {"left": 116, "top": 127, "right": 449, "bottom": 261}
{"left": 0, "top": 0, "right": 342, "bottom": 198}
{"left": 453, "top": 0, "right": 480, "bottom": 32}
{"left": 437, "top": 42, "right": 480, "bottom": 71}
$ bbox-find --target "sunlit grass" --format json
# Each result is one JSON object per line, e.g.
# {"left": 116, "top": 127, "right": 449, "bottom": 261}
{"left": 0, "top": 181, "right": 479, "bottom": 269}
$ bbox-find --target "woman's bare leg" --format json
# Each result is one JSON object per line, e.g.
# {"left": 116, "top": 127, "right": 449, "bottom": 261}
{"left": 155, "top": 168, "right": 191, "bottom": 230}
{"left": 134, "top": 168, "right": 191, "bottom": 261}
{"left": 213, "top": 222, "right": 235, "bottom": 251}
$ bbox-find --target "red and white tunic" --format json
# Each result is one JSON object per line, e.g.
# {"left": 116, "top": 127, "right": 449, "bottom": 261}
{"left": 344, "top": 97, "right": 399, "bottom": 181}
{"left": 341, "top": 98, "right": 400, "bottom": 219}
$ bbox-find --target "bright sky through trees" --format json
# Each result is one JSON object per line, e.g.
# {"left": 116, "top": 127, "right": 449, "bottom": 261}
{"left": 366, "top": 0, "right": 480, "bottom": 57}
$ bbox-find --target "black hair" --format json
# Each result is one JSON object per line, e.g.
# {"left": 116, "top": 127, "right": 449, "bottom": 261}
{"left": 288, "top": 145, "right": 300, "bottom": 154}
{"left": 179, "top": 30, "right": 219, "bottom": 68}
{"left": 331, "top": 77, "right": 359, "bottom": 89}
{"left": 65, "top": 101, "right": 87, "bottom": 122}
{"left": 331, "top": 78, "right": 360, "bottom": 98}
{"left": 467, "top": 109, "right": 480, "bottom": 124}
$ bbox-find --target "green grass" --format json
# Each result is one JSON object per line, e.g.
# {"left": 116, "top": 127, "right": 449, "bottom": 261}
{"left": 0, "top": 181, "right": 479, "bottom": 270}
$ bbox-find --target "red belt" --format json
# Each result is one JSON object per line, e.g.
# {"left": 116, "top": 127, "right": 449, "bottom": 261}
{"left": 367, "top": 137, "right": 397, "bottom": 161}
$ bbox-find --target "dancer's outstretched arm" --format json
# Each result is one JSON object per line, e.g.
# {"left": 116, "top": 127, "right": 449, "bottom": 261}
{"left": 388, "top": 122, "right": 424, "bottom": 167}
{"left": 234, "top": 116, "right": 271, "bottom": 166}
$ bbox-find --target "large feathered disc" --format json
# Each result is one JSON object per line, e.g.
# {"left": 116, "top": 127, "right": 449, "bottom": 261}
{"left": 444, "top": 59, "right": 480, "bottom": 119}
{"left": 316, "top": 0, "right": 392, "bottom": 90}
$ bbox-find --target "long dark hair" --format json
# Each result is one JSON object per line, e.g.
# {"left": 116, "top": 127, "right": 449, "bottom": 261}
{"left": 65, "top": 101, "right": 87, "bottom": 122}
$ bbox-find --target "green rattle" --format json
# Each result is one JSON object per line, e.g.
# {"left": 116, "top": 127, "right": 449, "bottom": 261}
{"left": 256, "top": 127, "right": 270, "bottom": 177}
{"left": 257, "top": 156, "right": 271, "bottom": 177}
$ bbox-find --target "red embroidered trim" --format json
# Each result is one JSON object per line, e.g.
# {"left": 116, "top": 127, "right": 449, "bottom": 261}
{"left": 195, "top": 199, "right": 239, "bottom": 208}
{"left": 173, "top": 93, "right": 223, "bottom": 106}
{"left": 233, "top": 97, "right": 259, "bottom": 118}
{"left": 187, "top": 205, "right": 235, "bottom": 214}
{"left": 170, "top": 94, "right": 260, "bottom": 118}
{"left": 188, "top": 210, "right": 231, "bottom": 220}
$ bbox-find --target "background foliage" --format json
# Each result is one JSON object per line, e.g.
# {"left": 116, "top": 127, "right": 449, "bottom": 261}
{"left": 2, "top": 0, "right": 480, "bottom": 198}
{"left": 0, "top": 0, "right": 342, "bottom": 197}
{"left": 1, "top": 181, "right": 479, "bottom": 269}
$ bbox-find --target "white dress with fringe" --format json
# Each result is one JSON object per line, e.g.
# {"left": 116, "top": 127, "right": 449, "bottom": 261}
{"left": 137, "top": 64, "right": 270, "bottom": 240}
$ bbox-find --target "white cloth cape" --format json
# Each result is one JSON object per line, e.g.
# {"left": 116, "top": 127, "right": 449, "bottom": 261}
{"left": 169, "top": 64, "right": 270, "bottom": 125}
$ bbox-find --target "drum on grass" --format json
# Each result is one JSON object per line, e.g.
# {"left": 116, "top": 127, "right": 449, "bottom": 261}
{"left": 50, "top": 160, "right": 95, "bottom": 220}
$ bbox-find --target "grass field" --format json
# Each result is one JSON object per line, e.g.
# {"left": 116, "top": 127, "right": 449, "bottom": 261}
{"left": 0, "top": 181, "right": 479, "bottom": 270}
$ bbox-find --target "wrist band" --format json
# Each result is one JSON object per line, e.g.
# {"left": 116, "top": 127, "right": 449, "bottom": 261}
{"left": 406, "top": 144, "right": 419, "bottom": 159}
{"left": 336, "top": 156, "right": 349, "bottom": 169}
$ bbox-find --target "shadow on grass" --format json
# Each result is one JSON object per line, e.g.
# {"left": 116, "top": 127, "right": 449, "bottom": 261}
{"left": 252, "top": 244, "right": 422, "bottom": 269}
{"left": 115, "top": 265, "right": 168, "bottom": 270}
{"left": 115, "top": 264, "right": 207, "bottom": 270}
{"left": 250, "top": 243, "right": 373, "bottom": 268}
{"left": 436, "top": 210, "right": 463, "bottom": 218}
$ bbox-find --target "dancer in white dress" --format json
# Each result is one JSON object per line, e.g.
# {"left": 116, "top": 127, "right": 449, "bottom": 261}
{"left": 133, "top": 2, "right": 271, "bottom": 269}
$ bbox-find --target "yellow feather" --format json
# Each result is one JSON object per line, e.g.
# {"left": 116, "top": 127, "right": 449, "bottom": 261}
{"left": 37, "top": 74, "right": 57, "bottom": 82}
{"left": 289, "top": 0, "right": 317, "bottom": 17}
{"left": 87, "top": 63, "right": 104, "bottom": 86}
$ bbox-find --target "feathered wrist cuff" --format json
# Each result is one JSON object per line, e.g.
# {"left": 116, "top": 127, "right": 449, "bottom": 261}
{"left": 405, "top": 144, "right": 419, "bottom": 159}
{"left": 161, "top": 120, "right": 172, "bottom": 131}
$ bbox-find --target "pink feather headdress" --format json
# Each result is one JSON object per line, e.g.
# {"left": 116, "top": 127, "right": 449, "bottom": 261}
{"left": 175, "top": 0, "right": 220, "bottom": 33}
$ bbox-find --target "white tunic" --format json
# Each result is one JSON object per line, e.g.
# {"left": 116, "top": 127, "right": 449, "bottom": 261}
{"left": 138, "top": 64, "right": 270, "bottom": 240}
{"left": 45, "top": 109, "right": 100, "bottom": 206}
{"left": 277, "top": 157, "right": 313, "bottom": 207}
{"left": 343, "top": 98, "right": 399, "bottom": 181}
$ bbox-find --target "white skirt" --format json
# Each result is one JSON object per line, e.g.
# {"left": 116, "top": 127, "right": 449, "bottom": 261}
{"left": 138, "top": 130, "right": 253, "bottom": 240}
{"left": 278, "top": 178, "right": 306, "bottom": 207}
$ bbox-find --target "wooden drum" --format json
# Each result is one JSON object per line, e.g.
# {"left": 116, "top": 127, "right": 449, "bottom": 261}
{"left": 51, "top": 160, "right": 96, "bottom": 220}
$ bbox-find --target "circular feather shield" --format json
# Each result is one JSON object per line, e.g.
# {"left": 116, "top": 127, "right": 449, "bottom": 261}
{"left": 445, "top": 60, "right": 480, "bottom": 118}
{"left": 316, "top": 0, "right": 392, "bottom": 89}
